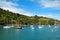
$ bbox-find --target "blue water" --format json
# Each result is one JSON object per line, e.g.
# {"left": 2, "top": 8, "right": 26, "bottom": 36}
{"left": 0, "top": 25, "right": 60, "bottom": 40}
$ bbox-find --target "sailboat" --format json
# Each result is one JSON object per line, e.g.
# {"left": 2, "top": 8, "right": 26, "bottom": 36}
{"left": 3, "top": 13, "right": 15, "bottom": 28}
{"left": 54, "top": 20, "right": 59, "bottom": 28}
{"left": 3, "top": 14, "right": 11, "bottom": 28}
{"left": 15, "top": 14, "right": 22, "bottom": 29}
{"left": 30, "top": 25, "right": 34, "bottom": 29}
{"left": 38, "top": 25, "right": 43, "bottom": 29}
{"left": 3, "top": 26, "right": 11, "bottom": 28}
{"left": 48, "top": 25, "right": 51, "bottom": 27}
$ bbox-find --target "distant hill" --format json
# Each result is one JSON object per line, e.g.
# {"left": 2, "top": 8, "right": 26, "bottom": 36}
{"left": 0, "top": 8, "right": 60, "bottom": 25}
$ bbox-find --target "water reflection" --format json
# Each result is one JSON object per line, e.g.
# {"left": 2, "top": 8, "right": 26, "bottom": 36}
{"left": 1, "top": 25, "right": 60, "bottom": 40}
{"left": 51, "top": 29, "right": 54, "bottom": 32}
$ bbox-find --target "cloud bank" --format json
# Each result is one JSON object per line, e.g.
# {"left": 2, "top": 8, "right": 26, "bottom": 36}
{"left": 0, "top": 0, "right": 33, "bottom": 16}
{"left": 38, "top": 0, "right": 60, "bottom": 9}
{"left": 38, "top": 14, "right": 60, "bottom": 20}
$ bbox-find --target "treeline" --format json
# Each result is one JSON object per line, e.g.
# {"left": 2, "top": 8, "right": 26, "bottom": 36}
{"left": 0, "top": 8, "right": 60, "bottom": 25}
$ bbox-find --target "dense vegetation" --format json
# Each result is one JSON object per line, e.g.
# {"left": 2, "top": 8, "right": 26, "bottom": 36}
{"left": 0, "top": 8, "right": 60, "bottom": 26}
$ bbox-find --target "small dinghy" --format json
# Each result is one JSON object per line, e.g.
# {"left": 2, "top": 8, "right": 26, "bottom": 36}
{"left": 16, "top": 27, "right": 22, "bottom": 29}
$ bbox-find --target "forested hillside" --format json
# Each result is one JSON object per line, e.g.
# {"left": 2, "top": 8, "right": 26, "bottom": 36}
{"left": 0, "top": 8, "right": 60, "bottom": 25}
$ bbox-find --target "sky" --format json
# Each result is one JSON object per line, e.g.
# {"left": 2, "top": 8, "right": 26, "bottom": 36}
{"left": 0, "top": 0, "right": 60, "bottom": 20}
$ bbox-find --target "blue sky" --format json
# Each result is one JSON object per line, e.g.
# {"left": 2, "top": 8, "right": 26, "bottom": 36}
{"left": 0, "top": 0, "right": 60, "bottom": 20}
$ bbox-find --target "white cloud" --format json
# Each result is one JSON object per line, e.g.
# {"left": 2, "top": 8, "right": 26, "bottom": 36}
{"left": 38, "top": 14, "right": 60, "bottom": 20}
{"left": 27, "top": 0, "right": 60, "bottom": 9}
{"left": 0, "top": 0, "right": 33, "bottom": 16}
{"left": 38, "top": 0, "right": 60, "bottom": 9}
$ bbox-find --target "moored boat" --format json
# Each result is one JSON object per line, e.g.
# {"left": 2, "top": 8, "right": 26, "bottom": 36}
{"left": 16, "top": 27, "right": 22, "bottom": 29}
{"left": 3, "top": 26, "right": 11, "bottom": 28}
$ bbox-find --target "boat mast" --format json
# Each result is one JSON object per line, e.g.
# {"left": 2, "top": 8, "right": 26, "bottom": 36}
{"left": 16, "top": 13, "right": 19, "bottom": 27}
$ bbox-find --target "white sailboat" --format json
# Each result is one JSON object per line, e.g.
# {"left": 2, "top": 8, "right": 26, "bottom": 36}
{"left": 3, "top": 13, "right": 15, "bottom": 29}
{"left": 54, "top": 26, "right": 58, "bottom": 28}
{"left": 30, "top": 25, "right": 34, "bottom": 29}
{"left": 32, "top": 27, "right": 34, "bottom": 29}
{"left": 3, "top": 14, "right": 11, "bottom": 28}
{"left": 54, "top": 20, "right": 59, "bottom": 28}
{"left": 3, "top": 26, "right": 11, "bottom": 28}
{"left": 30, "top": 25, "right": 33, "bottom": 27}
{"left": 38, "top": 25, "right": 43, "bottom": 29}
{"left": 48, "top": 25, "right": 51, "bottom": 27}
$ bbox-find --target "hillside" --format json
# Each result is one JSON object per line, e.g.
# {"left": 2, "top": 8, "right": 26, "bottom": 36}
{"left": 0, "top": 8, "right": 60, "bottom": 25}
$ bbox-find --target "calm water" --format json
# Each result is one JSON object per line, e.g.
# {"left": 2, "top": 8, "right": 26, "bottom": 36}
{"left": 0, "top": 25, "right": 60, "bottom": 40}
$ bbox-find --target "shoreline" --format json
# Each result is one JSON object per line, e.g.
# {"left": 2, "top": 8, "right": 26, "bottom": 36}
{"left": 0, "top": 24, "right": 60, "bottom": 27}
